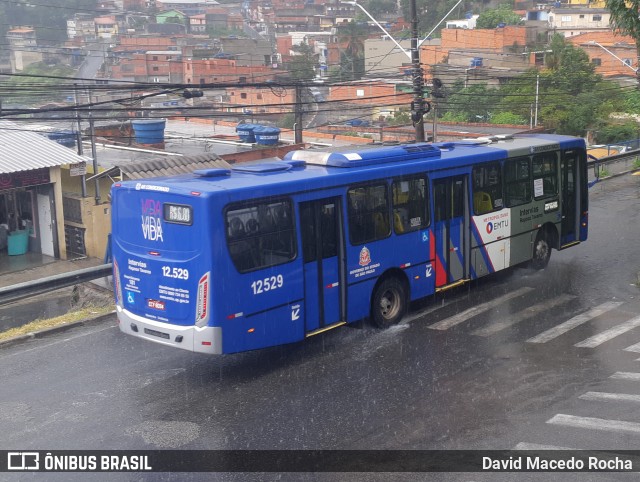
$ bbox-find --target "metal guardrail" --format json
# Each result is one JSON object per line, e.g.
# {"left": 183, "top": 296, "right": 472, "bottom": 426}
{"left": 0, "top": 148, "right": 637, "bottom": 307}
{"left": 0, "top": 264, "right": 113, "bottom": 306}
{"left": 588, "top": 148, "right": 640, "bottom": 185}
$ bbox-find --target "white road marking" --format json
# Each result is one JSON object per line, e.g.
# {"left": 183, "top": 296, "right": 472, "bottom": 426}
{"left": 428, "top": 286, "right": 535, "bottom": 331}
{"left": 574, "top": 316, "right": 640, "bottom": 348}
{"left": 527, "top": 301, "right": 624, "bottom": 344}
{"left": 624, "top": 341, "right": 640, "bottom": 353}
{"left": 610, "top": 372, "right": 640, "bottom": 381}
{"left": 579, "top": 392, "right": 640, "bottom": 404}
{"left": 472, "top": 294, "right": 575, "bottom": 337}
{"left": 513, "top": 442, "right": 575, "bottom": 450}
{"left": 547, "top": 414, "right": 640, "bottom": 434}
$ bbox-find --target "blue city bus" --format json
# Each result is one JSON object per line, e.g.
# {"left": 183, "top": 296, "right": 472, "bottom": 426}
{"left": 111, "top": 134, "right": 588, "bottom": 354}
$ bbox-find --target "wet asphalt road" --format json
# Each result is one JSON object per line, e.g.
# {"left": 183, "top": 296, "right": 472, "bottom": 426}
{"left": 0, "top": 174, "right": 639, "bottom": 481}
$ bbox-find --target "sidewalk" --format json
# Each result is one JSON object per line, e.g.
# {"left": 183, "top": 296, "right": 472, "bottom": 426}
{"left": 0, "top": 254, "right": 106, "bottom": 289}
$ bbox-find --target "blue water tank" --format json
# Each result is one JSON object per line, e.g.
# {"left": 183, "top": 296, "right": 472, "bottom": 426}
{"left": 253, "top": 126, "right": 280, "bottom": 145}
{"left": 470, "top": 57, "right": 483, "bottom": 67}
{"left": 236, "top": 123, "right": 257, "bottom": 143}
{"left": 47, "top": 130, "right": 76, "bottom": 148}
{"left": 131, "top": 119, "right": 166, "bottom": 144}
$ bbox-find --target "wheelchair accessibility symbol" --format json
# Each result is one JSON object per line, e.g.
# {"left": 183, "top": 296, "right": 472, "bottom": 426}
{"left": 422, "top": 231, "right": 429, "bottom": 242}
{"left": 127, "top": 291, "right": 135, "bottom": 304}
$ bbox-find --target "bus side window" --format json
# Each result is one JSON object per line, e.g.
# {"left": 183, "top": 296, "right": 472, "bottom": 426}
{"left": 472, "top": 162, "right": 502, "bottom": 215}
{"left": 504, "top": 157, "right": 531, "bottom": 207}
{"left": 347, "top": 183, "right": 389, "bottom": 245}
{"left": 392, "top": 177, "right": 428, "bottom": 234}
{"left": 226, "top": 200, "right": 295, "bottom": 273}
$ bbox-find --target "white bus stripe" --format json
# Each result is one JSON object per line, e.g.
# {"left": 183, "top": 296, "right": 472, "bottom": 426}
{"left": 472, "top": 294, "right": 575, "bottom": 337}
{"left": 428, "top": 286, "right": 535, "bottom": 331}
{"left": 514, "top": 442, "right": 575, "bottom": 450}
{"left": 610, "top": 372, "right": 640, "bottom": 381}
{"left": 580, "top": 392, "right": 640, "bottom": 403}
{"left": 574, "top": 316, "right": 640, "bottom": 348}
{"left": 527, "top": 301, "right": 624, "bottom": 344}
{"left": 547, "top": 414, "right": 640, "bottom": 434}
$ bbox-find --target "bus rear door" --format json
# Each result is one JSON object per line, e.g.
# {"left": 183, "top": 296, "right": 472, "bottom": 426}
{"left": 433, "top": 175, "right": 470, "bottom": 289}
{"left": 299, "top": 197, "right": 345, "bottom": 335}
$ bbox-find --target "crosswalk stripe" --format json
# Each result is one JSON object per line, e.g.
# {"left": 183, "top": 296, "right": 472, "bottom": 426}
{"left": 527, "top": 301, "right": 624, "bottom": 344}
{"left": 513, "top": 442, "right": 574, "bottom": 450}
{"left": 547, "top": 414, "right": 640, "bottom": 434}
{"left": 472, "top": 294, "right": 575, "bottom": 337}
{"left": 610, "top": 372, "right": 640, "bottom": 381}
{"left": 624, "top": 342, "right": 640, "bottom": 353}
{"left": 579, "top": 392, "right": 640, "bottom": 403}
{"left": 574, "top": 316, "right": 640, "bottom": 348}
{"left": 428, "top": 286, "right": 535, "bottom": 331}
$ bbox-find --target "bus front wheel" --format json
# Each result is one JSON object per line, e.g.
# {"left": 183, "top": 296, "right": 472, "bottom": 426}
{"left": 532, "top": 232, "right": 551, "bottom": 270}
{"left": 371, "top": 277, "right": 407, "bottom": 328}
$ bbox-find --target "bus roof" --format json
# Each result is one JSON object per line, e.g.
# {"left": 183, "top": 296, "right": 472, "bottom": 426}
{"left": 116, "top": 135, "right": 584, "bottom": 199}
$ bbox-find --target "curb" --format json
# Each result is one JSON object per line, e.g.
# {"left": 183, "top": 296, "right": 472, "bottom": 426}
{"left": 0, "top": 311, "right": 117, "bottom": 350}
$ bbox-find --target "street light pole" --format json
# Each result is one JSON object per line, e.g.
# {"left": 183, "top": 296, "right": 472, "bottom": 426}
{"left": 410, "top": 0, "right": 426, "bottom": 142}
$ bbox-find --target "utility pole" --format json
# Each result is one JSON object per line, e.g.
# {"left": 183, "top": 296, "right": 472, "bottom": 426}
{"left": 410, "top": 0, "right": 426, "bottom": 142}
{"left": 87, "top": 89, "right": 100, "bottom": 205}
{"left": 294, "top": 83, "right": 303, "bottom": 144}
{"left": 74, "top": 83, "right": 87, "bottom": 198}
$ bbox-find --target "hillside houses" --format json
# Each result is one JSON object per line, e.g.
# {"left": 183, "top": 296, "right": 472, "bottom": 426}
{"left": 2, "top": 0, "right": 637, "bottom": 122}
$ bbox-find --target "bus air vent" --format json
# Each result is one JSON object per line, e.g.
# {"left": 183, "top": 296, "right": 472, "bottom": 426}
{"left": 193, "top": 168, "right": 231, "bottom": 177}
{"left": 283, "top": 143, "right": 441, "bottom": 168}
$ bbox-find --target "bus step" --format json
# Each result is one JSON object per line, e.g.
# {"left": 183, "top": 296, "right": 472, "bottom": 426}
{"left": 305, "top": 321, "right": 347, "bottom": 338}
{"left": 559, "top": 241, "right": 580, "bottom": 250}
{"left": 435, "top": 278, "right": 471, "bottom": 293}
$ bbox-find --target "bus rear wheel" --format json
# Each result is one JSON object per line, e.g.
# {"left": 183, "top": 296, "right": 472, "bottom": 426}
{"left": 532, "top": 232, "right": 551, "bottom": 269}
{"left": 371, "top": 277, "right": 407, "bottom": 328}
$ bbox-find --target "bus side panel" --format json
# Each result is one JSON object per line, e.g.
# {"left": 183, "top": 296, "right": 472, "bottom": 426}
{"left": 221, "top": 302, "right": 305, "bottom": 354}
{"left": 404, "top": 263, "right": 435, "bottom": 300}
{"left": 347, "top": 278, "right": 378, "bottom": 322}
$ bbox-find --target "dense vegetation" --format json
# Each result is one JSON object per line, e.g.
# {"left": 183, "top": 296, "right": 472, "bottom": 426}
{"left": 0, "top": 0, "right": 99, "bottom": 43}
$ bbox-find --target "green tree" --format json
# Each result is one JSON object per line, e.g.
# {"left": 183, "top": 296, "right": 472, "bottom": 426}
{"left": 286, "top": 42, "right": 317, "bottom": 81}
{"left": 337, "top": 22, "right": 367, "bottom": 80}
{"left": 475, "top": 5, "right": 523, "bottom": 29}
{"left": 605, "top": 0, "right": 640, "bottom": 88}
{"left": 362, "top": 0, "right": 398, "bottom": 16}
{"left": 400, "top": 0, "right": 473, "bottom": 36}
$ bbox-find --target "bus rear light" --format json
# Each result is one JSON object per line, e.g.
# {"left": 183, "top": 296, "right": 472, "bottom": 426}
{"left": 195, "top": 272, "right": 210, "bottom": 327}
{"left": 202, "top": 341, "right": 212, "bottom": 346}
{"left": 248, "top": 328, "right": 255, "bottom": 333}
{"left": 114, "top": 260, "right": 123, "bottom": 305}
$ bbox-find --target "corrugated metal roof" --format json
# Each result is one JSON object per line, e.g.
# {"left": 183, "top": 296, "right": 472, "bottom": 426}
{"left": 118, "top": 153, "right": 232, "bottom": 179}
{"left": 0, "top": 120, "right": 91, "bottom": 174}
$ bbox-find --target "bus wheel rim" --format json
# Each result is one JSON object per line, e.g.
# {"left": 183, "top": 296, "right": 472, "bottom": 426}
{"left": 380, "top": 288, "right": 400, "bottom": 319}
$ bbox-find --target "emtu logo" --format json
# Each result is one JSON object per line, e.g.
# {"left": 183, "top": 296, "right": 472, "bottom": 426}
{"left": 486, "top": 222, "right": 494, "bottom": 234}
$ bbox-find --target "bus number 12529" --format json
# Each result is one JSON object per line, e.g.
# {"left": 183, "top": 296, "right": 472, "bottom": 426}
{"left": 111, "top": 135, "right": 588, "bottom": 354}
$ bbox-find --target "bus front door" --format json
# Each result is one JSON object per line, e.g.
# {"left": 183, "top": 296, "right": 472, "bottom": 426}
{"left": 299, "top": 197, "right": 345, "bottom": 335}
{"left": 433, "top": 176, "right": 469, "bottom": 289}
{"left": 560, "top": 150, "right": 579, "bottom": 246}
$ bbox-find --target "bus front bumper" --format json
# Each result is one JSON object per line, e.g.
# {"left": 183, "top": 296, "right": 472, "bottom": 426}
{"left": 116, "top": 305, "right": 222, "bottom": 355}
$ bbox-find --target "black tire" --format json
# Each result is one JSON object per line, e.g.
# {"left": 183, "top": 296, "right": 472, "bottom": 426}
{"left": 531, "top": 232, "right": 551, "bottom": 270}
{"left": 371, "top": 277, "right": 407, "bottom": 328}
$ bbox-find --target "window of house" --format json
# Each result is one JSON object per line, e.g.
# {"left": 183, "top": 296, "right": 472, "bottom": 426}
{"left": 241, "top": 93, "right": 247, "bottom": 99}
{"left": 561, "top": 16, "right": 572, "bottom": 22}
{"left": 152, "top": 66, "right": 159, "bottom": 71}
{"left": 592, "top": 58, "right": 602, "bottom": 66}
{"left": 593, "top": 15, "right": 602, "bottom": 21}
{"left": 257, "top": 93, "right": 263, "bottom": 100}
{"left": 152, "top": 56, "right": 158, "bottom": 61}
